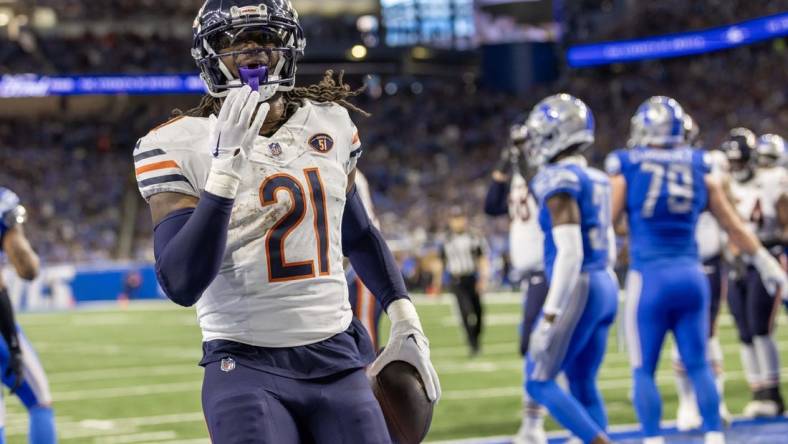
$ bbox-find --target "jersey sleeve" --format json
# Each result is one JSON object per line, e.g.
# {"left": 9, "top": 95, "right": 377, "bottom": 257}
{"left": 133, "top": 130, "right": 210, "bottom": 202}
{"left": 531, "top": 167, "right": 582, "bottom": 205}
{"left": 340, "top": 107, "right": 363, "bottom": 175}
{"left": 696, "top": 150, "right": 713, "bottom": 175}
{"left": 604, "top": 149, "right": 626, "bottom": 176}
{"left": 0, "top": 188, "right": 23, "bottom": 242}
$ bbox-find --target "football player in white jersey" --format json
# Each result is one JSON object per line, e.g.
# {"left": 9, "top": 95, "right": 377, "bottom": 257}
{"left": 671, "top": 115, "right": 732, "bottom": 429}
{"left": 134, "top": 1, "right": 439, "bottom": 442}
{"left": 485, "top": 123, "right": 547, "bottom": 444}
{"left": 723, "top": 128, "right": 785, "bottom": 417}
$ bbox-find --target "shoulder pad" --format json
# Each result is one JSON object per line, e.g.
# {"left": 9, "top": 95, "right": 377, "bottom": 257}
{"left": 532, "top": 166, "right": 581, "bottom": 202}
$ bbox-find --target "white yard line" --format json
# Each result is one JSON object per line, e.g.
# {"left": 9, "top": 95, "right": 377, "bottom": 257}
{"left": 94, "top": 431, "right": 178, "bottom": 444}
{"left": 54, "top": 381, "right": 200, "bottom": 401}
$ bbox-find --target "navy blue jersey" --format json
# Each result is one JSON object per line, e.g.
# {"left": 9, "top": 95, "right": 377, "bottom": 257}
{"left": 606, "top": 146, "right": 711, "bottom": 266}
{"left": 531, "top": 162, "right": 612, "bottom": 278}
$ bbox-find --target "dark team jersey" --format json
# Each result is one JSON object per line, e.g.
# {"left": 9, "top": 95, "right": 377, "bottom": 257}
{"left": 531, "top": 161, "right": 612, "bottom": 278}
{"left": 606, "top": 146, "right": 711, "bottom": 266}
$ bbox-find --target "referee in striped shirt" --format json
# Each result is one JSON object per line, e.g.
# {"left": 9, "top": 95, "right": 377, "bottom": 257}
{"left": 437, "top": 207, "right": 490, "bottom": 356}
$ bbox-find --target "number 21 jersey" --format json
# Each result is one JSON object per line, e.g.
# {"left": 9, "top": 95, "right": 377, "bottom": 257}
{"left": 605, "top": 146, "right": 710, "bottom": 267}
{"left": 134, "top": 100, "right": 361, "bottom": 347}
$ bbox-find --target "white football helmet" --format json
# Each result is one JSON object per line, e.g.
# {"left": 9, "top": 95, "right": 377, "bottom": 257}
{"left": 630, "top": 96, "right": 685, "bottom": 147}
{"left": 525, "top": 93, "right": 594, "bottom": 164}
{"left": 755, "top": 134, "right": 785, "bottom": 167}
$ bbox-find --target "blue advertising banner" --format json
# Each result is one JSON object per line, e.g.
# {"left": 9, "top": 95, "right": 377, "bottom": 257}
{"left": 0, "top": 74, "right": 206, "bottom": 98}
{"left": 1, "top": 263, "right": 165, "bottom": 311}
{"left": 567, "top": 12, "right": 788, "bottom": 68}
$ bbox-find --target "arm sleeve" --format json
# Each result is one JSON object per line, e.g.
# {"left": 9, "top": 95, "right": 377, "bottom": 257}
{"left": 342, "top": 185, "right": 409, "bottom": 311}
{"left": 543, "top": 224, "right": 584, "bottom": 316}
{"left": 0, "top": 288, "right": 20, "bottom": 352}
{"left": 484, "top": 180, "right": 510, "bottom": 216}
{"left": 153, "top": 191, "right": 234, "bottom": 307}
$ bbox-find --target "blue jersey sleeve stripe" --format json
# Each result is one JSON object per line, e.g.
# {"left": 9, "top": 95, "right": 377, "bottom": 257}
{"left": 134, "top": 149, "right": 167, "bottom": 163}
{"left": 139, "top": 174, "right": 194, "bottom": 190}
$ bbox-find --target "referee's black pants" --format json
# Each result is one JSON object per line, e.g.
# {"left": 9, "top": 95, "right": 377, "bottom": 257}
{"left": 451, "top": 274, "right": 483, "bottom": 353}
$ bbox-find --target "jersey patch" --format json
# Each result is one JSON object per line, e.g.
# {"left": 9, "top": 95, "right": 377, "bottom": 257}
{"left": 309, "top": 134, "right": 335, "bottom": 153}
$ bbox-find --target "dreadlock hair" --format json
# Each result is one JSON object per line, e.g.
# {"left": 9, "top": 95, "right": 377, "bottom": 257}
{"left": 173, "top": 70, "right": 369, "bottom": 120}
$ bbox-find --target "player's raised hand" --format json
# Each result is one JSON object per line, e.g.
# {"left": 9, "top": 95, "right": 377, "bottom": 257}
{"left": 205, "top": 86, "right": 270, "bottom": 198}
{"left": 752, "top": 248, "right": 788, "bottom": 300}
{"left": 368, "top": 299, "right": 441, "bottom": 403}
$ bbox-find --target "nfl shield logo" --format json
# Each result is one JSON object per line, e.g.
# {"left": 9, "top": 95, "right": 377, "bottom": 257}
{"left": 220, "top": 357, "right": 236, "bottom": 373}
{"left": 309, "top": 134, "right": 334, "bottom": 153}
{"left": 269, "top": 142, "right": 282, "bottom": 157}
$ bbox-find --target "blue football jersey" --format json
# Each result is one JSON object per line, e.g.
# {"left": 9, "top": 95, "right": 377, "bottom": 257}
{"left": 606, "top": 146, "right": 710, "bottom": 266}
{"left": 0, "top": 187, "right": 22, "bottom": 248}
{"left": 531, "top": 162, "right": 612, "bottom": 278}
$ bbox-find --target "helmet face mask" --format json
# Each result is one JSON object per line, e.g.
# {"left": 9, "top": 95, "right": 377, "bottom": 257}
{"left": 192, "top": 1, "right": 305, "bottom": 102}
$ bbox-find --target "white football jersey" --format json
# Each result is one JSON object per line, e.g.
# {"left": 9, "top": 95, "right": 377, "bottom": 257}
{"left": 354, "top": 170, "right": 379, "bottom": 228}
{"left": 695, "top": 151, "right": 728, "bottom": 260}
{"left": 508, "top": 173, "right": 544, "bottom": 272}
{"left": 752, "top": 166, "right": 788, "bottom": 244}
{"left": 730, "top": 177, "right": 759, "bottom": 235}
{"left": 135, "top": 100, "right": 362, "bottom": 347}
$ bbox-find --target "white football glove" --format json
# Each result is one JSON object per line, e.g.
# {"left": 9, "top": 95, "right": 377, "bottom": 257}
{"left": 205, "top": 85, "right": 269, "bottom": 198}
{"left": 752, "top": 248, "right": 788, "bottom": 300}
{"left": 528, "top": 318, "right": 556, "bottom": 362}
{"left": 368, "top": 299, "right": 441, "bottom": 403}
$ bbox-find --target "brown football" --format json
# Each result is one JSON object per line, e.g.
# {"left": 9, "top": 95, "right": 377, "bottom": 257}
{"left": 371, "top": 360, "right": 434, "bottom": 444}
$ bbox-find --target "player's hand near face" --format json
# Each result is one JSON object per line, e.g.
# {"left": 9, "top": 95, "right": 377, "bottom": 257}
{"left": 368, "top": 299, "right": 442, "bottom": 404}
{"left": 205, "top": 85, "right": 270, "bottom": 199}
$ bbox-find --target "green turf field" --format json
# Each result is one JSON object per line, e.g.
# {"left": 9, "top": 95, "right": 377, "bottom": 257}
{"left": 5, "top": 294, "right": 788, "bottom": 443}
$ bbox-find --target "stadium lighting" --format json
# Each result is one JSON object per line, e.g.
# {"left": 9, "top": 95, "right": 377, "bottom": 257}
{"left": 0, "top": 10, "right": 11, "bottom": 27}
{"left": 350, "top": 44, "right": 368, "bottom": 60}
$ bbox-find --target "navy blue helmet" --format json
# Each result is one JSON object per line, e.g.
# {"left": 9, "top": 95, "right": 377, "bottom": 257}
{"left": 720, "top": 127, "right": 757, "bottom": 181}
{"left": 192, "top": 0, "right": 306, "bottom": 102}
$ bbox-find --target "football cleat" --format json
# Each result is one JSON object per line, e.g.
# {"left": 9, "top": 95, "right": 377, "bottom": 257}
{"left": 676, "top": 402, "right": 702, "bottom": 431}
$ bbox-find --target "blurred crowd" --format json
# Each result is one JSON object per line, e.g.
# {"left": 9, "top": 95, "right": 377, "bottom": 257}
{"left": 0, "top": 3, "right": 785, "bottom": 290}
{"left": 565, "top": 0, "right": 784, "bottom": 44}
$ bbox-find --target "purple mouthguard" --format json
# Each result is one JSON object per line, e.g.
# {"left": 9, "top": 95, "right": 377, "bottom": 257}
{"left": 238, "top": 65, "right": 269, "bottom": 92}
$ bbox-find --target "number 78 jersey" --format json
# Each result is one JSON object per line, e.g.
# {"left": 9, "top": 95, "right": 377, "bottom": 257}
{"left": 134, "top": 100, "right": 362, "bottom": 347}
{"left": 605, "top": 146, "right": 710, "bottom": 267}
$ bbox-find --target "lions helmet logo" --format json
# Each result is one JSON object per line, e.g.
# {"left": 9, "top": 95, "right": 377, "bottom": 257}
{"left": 309, "top": 134, "right": 334, "bottom": 153}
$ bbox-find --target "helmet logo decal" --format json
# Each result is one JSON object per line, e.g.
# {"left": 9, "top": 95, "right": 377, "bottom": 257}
{"left": 309, "top": 134, "right": 334, "bottom": 153}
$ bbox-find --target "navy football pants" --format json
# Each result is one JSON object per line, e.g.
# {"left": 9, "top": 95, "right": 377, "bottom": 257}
{"left": 519, "top": 271, "right": 549, "bottom": 357}
{"left": 202, "top": 362, "right": 390, "bottom": 443}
